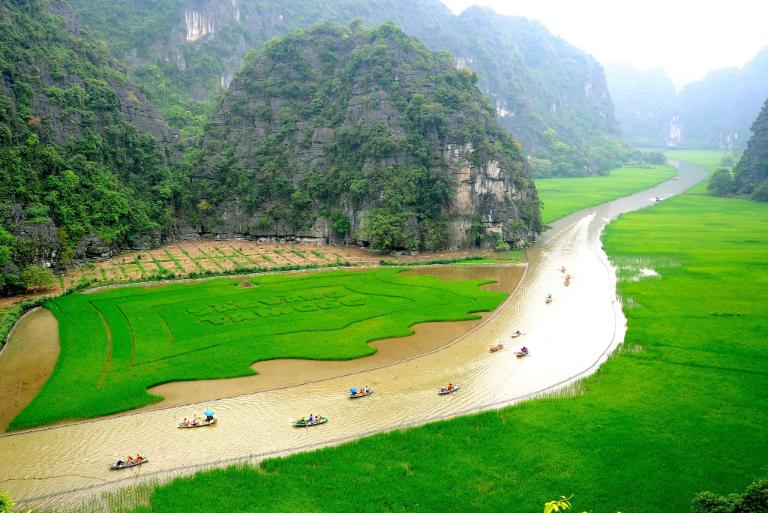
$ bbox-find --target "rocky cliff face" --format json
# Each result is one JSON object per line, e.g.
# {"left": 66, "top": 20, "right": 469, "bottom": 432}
{"left": 0, "top": 0, "right": 175, "bottom": 288}
{"left": 182, "top": 24, "right": 540, "bottom": 249}
{"left": 68, "top": 0, "right": 624, "bottom": 169}
{"left": 605, "top": 64, "right": 677, "bottom": 147}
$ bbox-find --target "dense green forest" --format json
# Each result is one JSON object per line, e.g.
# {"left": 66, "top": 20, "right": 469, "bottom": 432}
{"left": 0, "top": 1, "right": 551, "bottom": 292}
{"left": 192, "top": 22, "right": 541, "bottom": 250}
{"left": 0, "top": 0, "right": 178, "bottom": 293}
{"left": 66, "top": 0, "right": 636, "bottom": 175}
{"left": 709, "top": 97, "right": 768, "bottom": 200}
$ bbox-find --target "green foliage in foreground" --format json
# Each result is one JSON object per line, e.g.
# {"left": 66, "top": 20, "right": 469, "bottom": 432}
{"left": 692, "top": 479, "right": 768, "bottom": 513}
{"left": 122, "top": 174, "right": 767, "bottom": 512}
{"left": 10, "top": 269, "right": 505, "bottom": 430}
{"left": 535, "top": 165, "right": 676, "bottom": 223}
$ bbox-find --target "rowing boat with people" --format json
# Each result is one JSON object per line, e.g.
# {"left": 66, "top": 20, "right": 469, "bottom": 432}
{"left": 439, "top": 384, "right": 460, "bottom": 395}
{"left": 177, "top": 418, "right": 217, "bottom": 428}
{"left": 292, "top": 416, "right": 328, "bottom": 427}
{"left": 110, "top": 458, "right": 148, "bottom": 470}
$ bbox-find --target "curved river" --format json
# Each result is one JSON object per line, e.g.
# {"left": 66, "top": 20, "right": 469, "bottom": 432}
{"left": 0, "top": 160, "right": 705, "bottom": 511}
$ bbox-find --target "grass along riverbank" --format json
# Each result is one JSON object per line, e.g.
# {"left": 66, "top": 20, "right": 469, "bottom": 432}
{"left": 10, "top": 269, "right": 506, "bottom": 430}
{"left": 536, "top": 164, "right": 677, "bottom": 224}
{"left": 112, "top": 162, "right": 767, "bottom": 513}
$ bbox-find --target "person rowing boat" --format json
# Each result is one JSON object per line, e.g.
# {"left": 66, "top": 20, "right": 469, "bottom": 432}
{"left": 112, "top": 454, "right": 147, "bottom": 470}
{"left": 515, "top": 346, "right": 529, "bottom": 358}
{"left": 293, "top": 414, "right": 328, "bottom": 427}
{"left": 349, "top": 385, "right": 373, "bottom": 398}
{"left": 439, "top": 383, "right": 460, "bottom": 394}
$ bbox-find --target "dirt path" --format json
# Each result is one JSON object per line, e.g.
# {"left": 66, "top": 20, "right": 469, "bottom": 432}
{"left": 0, "top": 308, "right": 59, "bottom": 432}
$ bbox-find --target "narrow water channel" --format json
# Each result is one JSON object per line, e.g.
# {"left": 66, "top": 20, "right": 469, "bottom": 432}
{"left": 0, "top": 160, "right": 706, "bottom": 511}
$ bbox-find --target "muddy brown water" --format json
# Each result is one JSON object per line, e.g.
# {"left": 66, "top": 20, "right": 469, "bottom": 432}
{"left": 0, "top": 161, "right": 706, "bottom": 511}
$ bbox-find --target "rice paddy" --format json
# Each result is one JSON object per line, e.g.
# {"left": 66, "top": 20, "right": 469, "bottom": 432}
{"left": 9, "top": 269, "right": 507, "bottom": 430}
{"left": 536, "top": 165, "right": 677, "bottom": 223}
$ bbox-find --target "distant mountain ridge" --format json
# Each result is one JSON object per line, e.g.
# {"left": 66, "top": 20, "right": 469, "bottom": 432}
{"left": 607, "top": 48, "right": 768, "bottom": 149}
{"left": 67, "top": 0, "right": 627, "bottom": 173}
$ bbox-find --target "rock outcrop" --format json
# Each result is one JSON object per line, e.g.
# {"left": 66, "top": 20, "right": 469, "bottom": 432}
{"left": 68, "top": 0, "right": 624, "bottom": 168}
{"left": 186, "top": 23, "right": 541, "bottom": 249}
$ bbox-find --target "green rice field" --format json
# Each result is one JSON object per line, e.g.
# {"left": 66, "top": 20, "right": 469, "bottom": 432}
{"left": 119, "top": 155, "right": 768, "bottom": 513}
{"left": 536, "top": 165, "right": 677, "bottom": 223}
{"left": 10, "top": 269, "right": 506, "bottom": 430}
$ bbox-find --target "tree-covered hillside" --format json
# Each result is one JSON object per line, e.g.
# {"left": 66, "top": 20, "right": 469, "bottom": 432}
{"left": 0, "top": 0, "right": 178, "bottom": 293}
{"left": 187, "top": 23, "right": 541, "bottom": 250}
{"left": 67, "top": 0, "right": 632, "bottom": 175}
{"left": 709, "top": 97, "right": 768, "bottom": 200}
{"left": 605, "top": 63, "right": 677, "bottom": 147}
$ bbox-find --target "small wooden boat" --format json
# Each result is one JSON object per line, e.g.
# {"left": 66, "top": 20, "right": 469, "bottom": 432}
{"left": 177, "top": 418, "right": 217, "bottom": 428}
{"left": 489, "top": 343, "right": 504, "bottom": 353}
{"left": 560, "top": 266, "right": 567, "bottom": 273}
{"left": 545, "top": 295, "right": 553, "bottom": 304}
{"left": 515, "top": 351, "right": 529, "bottom": 358}
{"left": 439, "top": 384, "right": 460, "bottom": 395}
{"left": 111, "top": 458, "right": 148, "bottom": 470}
{"left": 349, "top": 389, "right": 373, "bottom": 399}
{"left": 292, "top": 416, "right": 328, "bottom": 427}
{"left": 509, "top": 331, "right": 522, "bottom": 338}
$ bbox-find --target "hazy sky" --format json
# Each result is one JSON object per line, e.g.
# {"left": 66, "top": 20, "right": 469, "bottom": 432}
{"left": 441, "top": 0, "right": 768, "bottom": 88}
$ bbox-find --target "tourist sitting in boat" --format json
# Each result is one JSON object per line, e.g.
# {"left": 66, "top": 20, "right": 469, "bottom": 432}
{"left": 521, "top": 346, "right": 529, "bottom": 354}
{"left": 441, "top": 383, "right": 455, "bottom": 393}
{"left": 135, "top": 455, "right": 144, "bottom": 464}
{"left": 308, "top": 414, "right": 315, "bottom": 424}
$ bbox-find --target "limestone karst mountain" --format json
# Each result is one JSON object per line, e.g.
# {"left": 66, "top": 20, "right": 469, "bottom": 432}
{"left": 184, "top": 23, "right": 541, "bottom": 250}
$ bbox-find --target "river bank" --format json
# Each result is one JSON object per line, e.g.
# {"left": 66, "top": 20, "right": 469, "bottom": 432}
{"left": 52, "top": 158, "right": 767, "bottom": 513}
{"left": 0, "top": 161, "right": 707, "bottom": 511}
